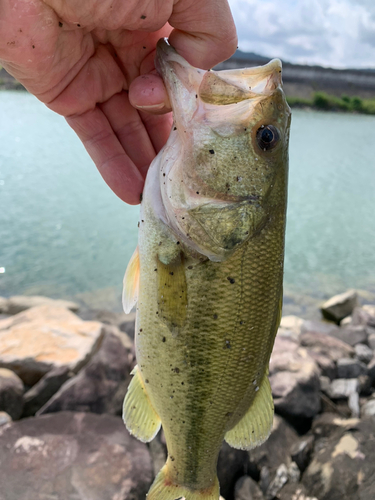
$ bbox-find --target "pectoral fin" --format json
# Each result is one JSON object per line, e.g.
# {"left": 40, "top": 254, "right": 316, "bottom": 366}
{"left": 123, "top": 365, "right": 161, "bottom": 442}
{"left": 225, "top": 375, "right": 274, "bottom": 450}
{"left": 122, "top": 246, "right": 140, "bottom": 314}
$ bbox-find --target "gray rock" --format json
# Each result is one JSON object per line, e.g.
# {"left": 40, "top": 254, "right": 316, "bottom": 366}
{"left": 265, "top": 463, "right": 288, "bottom": 500}
{"left": 299, "top": 329, "right": 354, "bottom": 379}
{"left": 0, "top": 411, "right": 153, "bottom": 500}
{"left": 312, "top": 412, "right": 361, "bottom": 439}
{"left": 321, "top": 290, "right": 357, "bottom": 324}
{"left": 0, "top": 411, "right": 11, "bottom": 426}
{"left": 320, "top": 289, "right": 358, "bottom": 324}
{"left": 354, "top": 343, "right": 373, "bottom": 364}
{"left": 217, "top": 441, "right": 249, "bottom": 500}
{"left": 23, "top": 366, "right": 74, "bottom": 417}
{"left": 301, "top": 319, "right": 341, "bottom": 337}
{"left": 235, "top": 475, "right": 264, "bottom": 500}
{"left": 290, "top": 435, "right": 315, "bottom": 473}
{"left": 303, "top": 417, "right": 375, "bottom": 500}
{"left": 0, "top": 368, "right": 24, "bottom": 420}
{"left": 269, "top": 337, "right": 321, "bottom": 418}
{"left": 368, "top": 331, "right": 375, "bottom": 350}
{"left": 277, "top": 484, "right": 319, "bottom": 500}
{"left": 368, "top": 356, "right": 375, "bottom": 383}
{"left": 352, "top": 305, "right": 375, "bottom": 327}
{"left": 337, "top": 358, "right": 367, "bottom": 378}
{"left": 287, "top": 461, "right": 301, "bottom": 483}
{"left": 2, "top": 295, "right": 79, "bottom": 315}
{"left": 333, "top": 325, "right": 369, "bottom": 347}
{"left": 348, "top": 391, "right": 360, "bottom": 417}
{"left": 38, "top": 331, "right": 134, "bottom": 416}
{"left": 248, "top": 415, "right": 299, "bottom": 481}
{"left": 326, "top": 378, "right": 358, "bottom": 399}
{"left": 361, "top": 399, "right": 375, "bottom": 417}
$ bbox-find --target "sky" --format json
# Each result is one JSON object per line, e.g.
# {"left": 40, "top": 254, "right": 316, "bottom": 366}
{"left": 229, "top": 0, "right": 375, "bottom": 69}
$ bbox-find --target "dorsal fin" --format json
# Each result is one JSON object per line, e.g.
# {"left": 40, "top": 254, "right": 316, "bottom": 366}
{"left": 122, "top": 246, "right": 140, "bottom": 314}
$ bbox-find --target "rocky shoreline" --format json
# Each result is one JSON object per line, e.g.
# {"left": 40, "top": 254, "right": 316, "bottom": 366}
{"left": 0, "top": 291, "right": 374, "bottom": 500}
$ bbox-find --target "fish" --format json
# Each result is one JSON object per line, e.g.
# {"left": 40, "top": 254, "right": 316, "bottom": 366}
{"left": 122, "top": 38, "right": 291, "bottom": 500}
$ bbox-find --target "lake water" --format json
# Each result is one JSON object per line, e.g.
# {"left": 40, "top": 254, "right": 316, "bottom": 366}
{"left": 1, "top": 92, "right": 375, "bottom": 316}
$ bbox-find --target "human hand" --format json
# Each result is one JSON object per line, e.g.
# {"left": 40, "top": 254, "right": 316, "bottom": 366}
{"left": 0, "top": 0, "right": 237, "bottom": 204}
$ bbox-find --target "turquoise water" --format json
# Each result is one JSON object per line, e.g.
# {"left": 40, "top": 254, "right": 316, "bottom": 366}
{"left": 1, "top": 92, "right": 375, "bottom": 314}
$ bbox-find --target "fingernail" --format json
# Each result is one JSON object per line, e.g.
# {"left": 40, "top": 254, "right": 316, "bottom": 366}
{"left": 135, "top": 103, "right": 165, "bottom": 110}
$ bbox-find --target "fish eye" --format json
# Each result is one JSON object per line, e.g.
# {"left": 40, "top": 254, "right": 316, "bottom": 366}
{"left": 256, "top": 125, "right": 280, "bottom": 151}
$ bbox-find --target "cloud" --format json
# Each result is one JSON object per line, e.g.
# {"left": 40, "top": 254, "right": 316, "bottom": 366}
{"left": 228, "top": 0, "right": 375, "bottom": 68}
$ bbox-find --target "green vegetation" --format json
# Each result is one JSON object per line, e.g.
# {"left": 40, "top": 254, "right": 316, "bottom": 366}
{"left": 287, "top": 92, "right": 375, "bottom": 115}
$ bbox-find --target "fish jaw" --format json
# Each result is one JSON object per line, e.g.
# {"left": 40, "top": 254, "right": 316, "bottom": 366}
{"left": 154, "top": 38, "right": 291, "bottom": 262}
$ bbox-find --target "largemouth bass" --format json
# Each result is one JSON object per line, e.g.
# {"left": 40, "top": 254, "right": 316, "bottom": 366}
{"left": 122, "top": 38, "right": 291, "bottom": 500}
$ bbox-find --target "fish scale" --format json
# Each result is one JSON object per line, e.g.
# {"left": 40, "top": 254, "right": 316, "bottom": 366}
{"left": 122, "top": 39, "right": 291, "bottom": 500}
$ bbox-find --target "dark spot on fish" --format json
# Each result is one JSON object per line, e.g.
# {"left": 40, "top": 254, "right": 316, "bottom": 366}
{"left": 172, "top": 367, "right": 180, "bottom": 373}
{"left": 140, "top": 14, "right": 146, "bottom": 19}
{"left": 169, "top": 272, "right": 174, "bottom": 276}
{"left": 181, "top": 382, "right": 184, "bottom": 385}
{"left": 139, "top": 193, "right": 143, "bottom": 202}
{"left": 176, "top": 241, "right": 180, "bottom": 245}
{"left": 138, "top": 222, "right": 140, "bottom": 227}
{"left": 225, "top": 340, "right": 231, "bottom": 349}
{"left": 143, "top": 46, "right": 146, "bottom": 49}
{"left": 170, "top": 456, "right": 175, "bottom": 461}
{"left": 162, "top": 337, "right": 166, "bottom": 342}
{"left": 145, "top": 379, "right": 149, "bottom": 383}
{"left": 159, "top": 242, "right": 162, "bottom": 246}
{"left": 139, "top": 329, "right": 143, "bottom": 332}
{"left": 163, "top": 173, "right": 166, "bottom": 177}
{"left": 154, "top": 268, "right": 157, "bottom": 271}
{"left": 182, "top": 420, "right": 185, "bottom": 424}
{"left": 32, "top": 45, "right": 35, "bottom": 48}
{"left": 209, "top": 149, "right": 215, "bottom": 154}
{"left": 196, "top": 191, "right": 199, "bottom": 194}
{"left": 187, "top": 265, "right": 193, "bottom": 270}
{"left": 58, "top": 21, "right": 63, "bottom": 27}
{"left": 227, "top": 277, "right": 235, "bottom": 284}
{"left": 77, "top": 24, "right": 81, "bottom": 27}
{"left": 244, "top": 127, "right": 247, "bottom": 131}
{"left": 240, "top": 320, "right": 244, "bottom": 325}
{"left": 226, "top": 412, "right": 233, "bottom": 417}
{"left": 173, "top": 126, "right": 177, "bottom": 130}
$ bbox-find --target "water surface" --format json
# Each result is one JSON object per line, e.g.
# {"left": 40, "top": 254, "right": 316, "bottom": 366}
{"left": 1, "top": 92, "right": 374, "bottom": 315}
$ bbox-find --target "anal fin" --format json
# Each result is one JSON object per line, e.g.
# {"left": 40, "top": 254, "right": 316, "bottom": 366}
{"left": 123, "top": 365, "right": 161, "bottom": 442}
{"left": 225, "top": 375, "right": 274, "bottom": 450}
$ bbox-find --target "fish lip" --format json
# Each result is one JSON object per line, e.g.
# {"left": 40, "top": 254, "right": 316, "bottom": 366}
{"left": 155, "top": 38, "right": 192, "bottom": 78}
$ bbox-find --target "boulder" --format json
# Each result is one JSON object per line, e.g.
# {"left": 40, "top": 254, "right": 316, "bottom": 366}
{"left": 332, "top": 325, "right": 369, "bottom": 347}
{"left": 269, "top": 337, "right": 321, "bottom": 419}
{"left": 0, "top": 305, "right": 104, "bottom": 385}
{"left": 0, "top": 295, "right": 79, "bottom": 315}
{"left": 326, "top": 378, "right": 358, "bottom": 399}
{"left": 336, "top": 358, "right": 367, "bottom": 379}
{"left": 361, "top": 399, "right": 375, "bottom": 417}
{"left": 217, "top": 442, "right": 249, "bottom": 500}
{"left": 320, "top": 290, "right": 358, "bottom": 324}
{"left": 0, "top": 411, "right": 11, "bottom": 426}
{"left": 354, "top": 343, "right": 373, "bottom": 364}
{"left": 368, "top": 331, "right": 375, "bottom": 350}
{"left": 248, "top": 415, "right": 299, "bottom": 483}
{"left": 290, "top": 435, "right": 315, "bottom": 473}
{"left": 0, "top": 368, "right": 24, "bottom": 419}
{"left": 299, "top": 330, "right": 354, "bottom": 378}
{"left": 0, "top": 411, "right": 153, "bottom": 500}
{"left": 352, "top": 305, "right": 375, "bottom": 328}
{"left": 302, "top": 417, "right": 375, "bottom": 500}
{"left": 37, "top": 330, "right": 134, "bottom": 416}
{"left": 277, "top": 315, "right": 304, "bottom": 341}
{"left": 23, "top": 366, "right": 74, "bottom": 417}
{"left": 234, "top": 475, "right": 264, "bottom": 500}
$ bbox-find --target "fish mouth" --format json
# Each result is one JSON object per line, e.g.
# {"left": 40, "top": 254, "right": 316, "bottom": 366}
{"left": 156, "top": 38, "right": 283, "bottom": 107}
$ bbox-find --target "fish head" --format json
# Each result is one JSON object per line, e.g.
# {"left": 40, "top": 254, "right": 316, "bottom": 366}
{"left": 155, "top": 39, "right": 291, "bottom": 261}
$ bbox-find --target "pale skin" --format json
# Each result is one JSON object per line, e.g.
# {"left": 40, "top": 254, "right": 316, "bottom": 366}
{"left": 0, "top": 0, "right": 237, "bottom": 204}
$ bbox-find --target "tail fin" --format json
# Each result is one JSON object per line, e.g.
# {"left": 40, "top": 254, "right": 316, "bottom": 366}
{"left": 147, "top": 464, "right": 220, "bottom": 500}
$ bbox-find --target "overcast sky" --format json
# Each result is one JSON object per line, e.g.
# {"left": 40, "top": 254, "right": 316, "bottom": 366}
{"left": 229, "top": 0, "right": 375, "bottom": 69}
